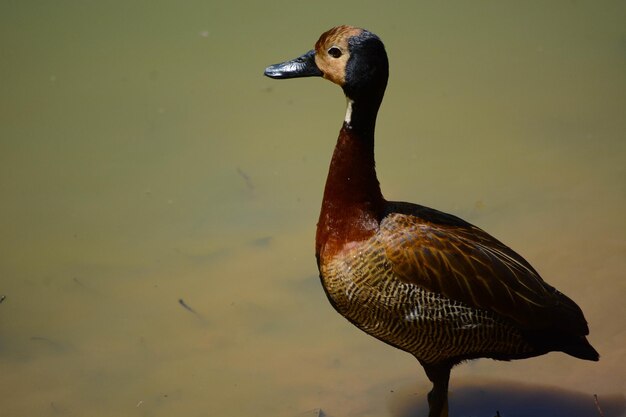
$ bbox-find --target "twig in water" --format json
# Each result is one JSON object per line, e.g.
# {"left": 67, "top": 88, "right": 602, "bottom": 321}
{"left": 178, "top": 298, "right": 208, "bottom": 324}
{"left": 594, "top": 394, "right": 605, "bottom": 417}
{"left": 236, "top": 167, "right": 255, "bottom": 192}
{"left": 179, "top": 298, "right": 197, "bottom": 314}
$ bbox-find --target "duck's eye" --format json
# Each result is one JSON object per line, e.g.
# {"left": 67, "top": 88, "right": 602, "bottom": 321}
{"left": 328, "top": 46, "right": 342, "bottom": 58}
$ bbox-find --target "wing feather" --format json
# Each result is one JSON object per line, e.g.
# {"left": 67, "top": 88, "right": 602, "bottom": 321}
{"left": 381, "top": 202, "right": 589, "bottom": 335}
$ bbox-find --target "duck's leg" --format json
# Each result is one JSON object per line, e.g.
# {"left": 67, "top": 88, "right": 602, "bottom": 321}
{"left": 423, "top": 363, "right": 451, "bottom": 417}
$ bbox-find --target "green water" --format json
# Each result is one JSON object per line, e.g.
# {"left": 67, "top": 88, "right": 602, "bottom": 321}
{"left": 1, "top": 1, "right": 625, "bottom": 416}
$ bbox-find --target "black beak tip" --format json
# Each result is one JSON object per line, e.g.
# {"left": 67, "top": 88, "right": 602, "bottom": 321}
{"left": 263, "top": 50, "right": 322, "bottom": 80}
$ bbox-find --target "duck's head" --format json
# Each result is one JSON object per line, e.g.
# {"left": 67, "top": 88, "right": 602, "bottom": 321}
{"left": 264, "top": 25, "right": 389, "bottom": 106}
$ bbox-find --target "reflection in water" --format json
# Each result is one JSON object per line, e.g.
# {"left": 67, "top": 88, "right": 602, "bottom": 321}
{"left": 390, "top": 379, "right": 626, "bottom": 417}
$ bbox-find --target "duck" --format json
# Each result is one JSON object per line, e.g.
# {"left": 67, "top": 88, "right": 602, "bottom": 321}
{"left": 264, "top": 25, "right": 598, "bottom": 417}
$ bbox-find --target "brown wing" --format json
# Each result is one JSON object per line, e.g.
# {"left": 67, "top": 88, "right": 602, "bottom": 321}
{"left": 381, "top": 202, "right": 589, "bottom": 335}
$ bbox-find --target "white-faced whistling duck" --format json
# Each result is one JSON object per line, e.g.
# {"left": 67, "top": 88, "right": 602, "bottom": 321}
{"left": 264, "top": 25, "right": 599, "bottom": 417}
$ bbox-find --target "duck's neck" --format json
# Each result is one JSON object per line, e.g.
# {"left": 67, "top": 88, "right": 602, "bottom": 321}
{"left": 315, "top": 97, "right": 385, "bottom": 259}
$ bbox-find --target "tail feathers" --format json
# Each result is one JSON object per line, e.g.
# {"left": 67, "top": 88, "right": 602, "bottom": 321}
{"left": 561, "top": 336, "right": 599, "bottom": 362}
{"left": 525, "top": 330, "right": 599, "bottom": 361}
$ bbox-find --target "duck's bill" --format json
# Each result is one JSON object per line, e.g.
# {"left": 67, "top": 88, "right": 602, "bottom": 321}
{"left": 264, "top": 49, "right": 322, "bottom": 79}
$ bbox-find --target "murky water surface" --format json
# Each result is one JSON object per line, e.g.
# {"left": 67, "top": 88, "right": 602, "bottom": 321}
{"left": 1, "top": 2, "right": 625, "bottom": 416}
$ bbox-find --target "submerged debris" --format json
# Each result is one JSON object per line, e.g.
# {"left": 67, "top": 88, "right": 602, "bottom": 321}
{"left": 30, "top": 336, "right": 65, "bottom": 352}
{"left": 178, "top": 298, "right": 209, "bottom": 324}
{"left": 236, "top": 167, "right": 255, "bottom": 192}
{"left": 248, "top": 236, "right": 272, "bottom": 247}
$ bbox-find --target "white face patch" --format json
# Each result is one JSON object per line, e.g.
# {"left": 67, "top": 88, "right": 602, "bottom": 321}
{"left": 344, "top": 97, "right": 354, "bottom": 125}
